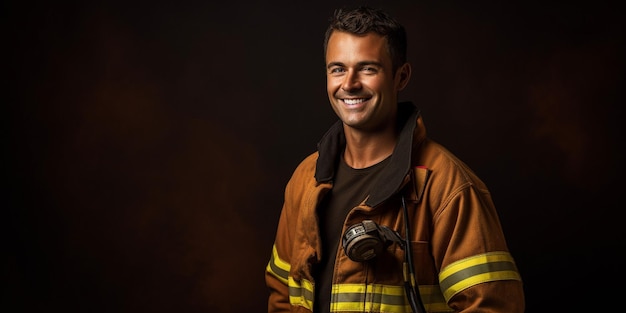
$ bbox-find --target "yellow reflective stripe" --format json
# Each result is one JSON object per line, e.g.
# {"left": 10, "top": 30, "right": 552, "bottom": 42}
{"left": 417, "top": 285, "right": 454, "bottom": 312}
{"left": 288, "top": 276, "right": 314, "bottom": 310}
{"left": 331, "top": 284, "right": 409, "bottom": 313}
{"left": 329, "top": 283, "right": 451, "bottom": 313}
{"left": 439, "top": 251, "right": 522, "bottom": 301}
{"left": 266, "top": 244, "right": 290, "bottom": 285}
{"left": 266, "top": 244, "right": 315, "bottom": 310}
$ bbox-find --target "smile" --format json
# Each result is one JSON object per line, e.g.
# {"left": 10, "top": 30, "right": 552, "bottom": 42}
{"left": 342, "top": 98, "right": 367, "bottom": 105}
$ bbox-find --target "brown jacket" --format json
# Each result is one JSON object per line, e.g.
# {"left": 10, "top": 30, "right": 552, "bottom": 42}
{"left": 266, "top": 102, "right": 525, "bottom": 312}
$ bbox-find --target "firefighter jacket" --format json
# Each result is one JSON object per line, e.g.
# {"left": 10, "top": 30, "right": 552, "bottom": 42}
{"left": 266, "top": 102, "right": 525, "bottom": 312}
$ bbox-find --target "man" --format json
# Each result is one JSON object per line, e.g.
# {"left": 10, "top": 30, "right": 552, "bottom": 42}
{"left": 266, "top": 6, "right": 525, "bottom": 313}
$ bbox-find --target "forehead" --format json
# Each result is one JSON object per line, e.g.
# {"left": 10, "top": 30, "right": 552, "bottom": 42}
{"left": 326, "top": 31, "right": 391, "bottom": 65}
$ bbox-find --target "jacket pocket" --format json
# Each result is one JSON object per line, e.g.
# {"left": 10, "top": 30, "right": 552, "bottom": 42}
{"left": 407, "top": 241, "right": 438, "bottom": 285}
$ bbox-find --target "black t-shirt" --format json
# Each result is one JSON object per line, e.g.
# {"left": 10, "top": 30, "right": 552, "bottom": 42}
{"left": 314, "top": 154, "right": 391, "bottom": 313}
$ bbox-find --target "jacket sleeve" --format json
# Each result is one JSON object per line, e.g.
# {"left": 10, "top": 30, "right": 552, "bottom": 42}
{"left": 266, "top": 245, "right": 291, "bottom": 312}
{"left": 266, "top": 174, "right": 299, "bottom": 313}
{"left": 432, "top": 183, "right": 525, "bottom": 312}
{"left": 266, "top": 153, "right": 320, "bottom": 313}
{"left": 266, "top": 202, "right": 293, "bottom": 312}
{"left": 448, "top": 280, "right": 525, "bottom": 312}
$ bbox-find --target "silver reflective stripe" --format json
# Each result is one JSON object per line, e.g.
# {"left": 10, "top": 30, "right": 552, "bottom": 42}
{"left": 439, "top": 251, "right": 522, "bottom": 301}
{"left": 266, "top": 245, "right": 290, "bottom": 284}
{"left": 328, "top": 283, "right": 451, "bottom": 313}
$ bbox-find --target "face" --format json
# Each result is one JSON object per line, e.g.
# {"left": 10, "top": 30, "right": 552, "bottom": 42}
{"left": 325, "top": 31, "right": 410, "bottom": 132}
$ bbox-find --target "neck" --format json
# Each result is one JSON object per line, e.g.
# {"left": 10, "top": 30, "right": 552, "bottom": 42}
{"left": 342, "top": 126, "right": 397, "bottom": 169}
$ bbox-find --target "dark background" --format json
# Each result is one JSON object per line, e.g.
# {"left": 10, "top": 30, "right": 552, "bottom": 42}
{"left": 4, "top": 0, "right": 624, "bottom": 312}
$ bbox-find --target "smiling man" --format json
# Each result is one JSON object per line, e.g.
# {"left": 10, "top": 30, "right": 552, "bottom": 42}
{"left": 266, "top": 6, "right": 525, "bottom": 313}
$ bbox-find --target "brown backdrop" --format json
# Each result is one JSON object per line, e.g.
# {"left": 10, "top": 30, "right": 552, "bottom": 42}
{"left": 5, "top": 0, "right": 624, "bottom": 312}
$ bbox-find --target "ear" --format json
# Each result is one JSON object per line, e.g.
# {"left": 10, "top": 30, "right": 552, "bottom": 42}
{"left": 395, "top": 62, "right": 412, "bottom": 91}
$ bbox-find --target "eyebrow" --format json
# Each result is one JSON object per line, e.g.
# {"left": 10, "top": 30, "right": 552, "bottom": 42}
{"left": 326, "top": 60, "right": 384, "bottom": 70}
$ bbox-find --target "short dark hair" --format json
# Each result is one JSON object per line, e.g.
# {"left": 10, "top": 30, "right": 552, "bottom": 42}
{"left": 323, "top": 6, "right": 408, "bottom": 74}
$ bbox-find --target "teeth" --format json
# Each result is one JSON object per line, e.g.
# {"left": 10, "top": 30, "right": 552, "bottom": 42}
{"left": 344, "top": 99, "right": 365, "bottom": 105}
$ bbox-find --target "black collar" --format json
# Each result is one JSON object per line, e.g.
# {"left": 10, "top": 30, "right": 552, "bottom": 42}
{"left": 315, "top": 102, "right": 420, "bottom": 207}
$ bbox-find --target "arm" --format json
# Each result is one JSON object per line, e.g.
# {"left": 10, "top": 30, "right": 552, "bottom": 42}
{"left": 432, "top": 184, "right": 525, "bottom": 312}
{"left": 266, "top": 200, "right": 294, "bottom": 313}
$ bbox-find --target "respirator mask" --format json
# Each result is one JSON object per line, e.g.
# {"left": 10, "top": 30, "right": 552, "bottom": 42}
{"left": 341, "top": 219, "right": 405, "bottom": 262}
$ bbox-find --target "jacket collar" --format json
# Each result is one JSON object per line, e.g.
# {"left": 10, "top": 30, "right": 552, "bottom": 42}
{"left": 315, "top": 102, "right": 423, "bottom": 207}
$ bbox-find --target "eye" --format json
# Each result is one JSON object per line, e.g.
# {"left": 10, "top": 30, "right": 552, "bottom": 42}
{"left": 329, "top": 67, "right": 346, "bottom": 74}
{"left": 361, "top": 66, "right": 378, "bottom": 74}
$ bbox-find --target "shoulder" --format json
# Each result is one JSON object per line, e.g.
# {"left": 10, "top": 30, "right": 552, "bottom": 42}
{"left": 416, "top": 138, "right": 489, "bottom": 191}
{"left": 292, "top": 151, "right": 319, "bottom": 177}
{"left": 285, "top": 151, "right": 319, "bottom": 192}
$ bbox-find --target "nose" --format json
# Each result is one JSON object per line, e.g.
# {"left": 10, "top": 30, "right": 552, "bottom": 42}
{"left": 341, "top": 70, "right": 362, "bottom": 92}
